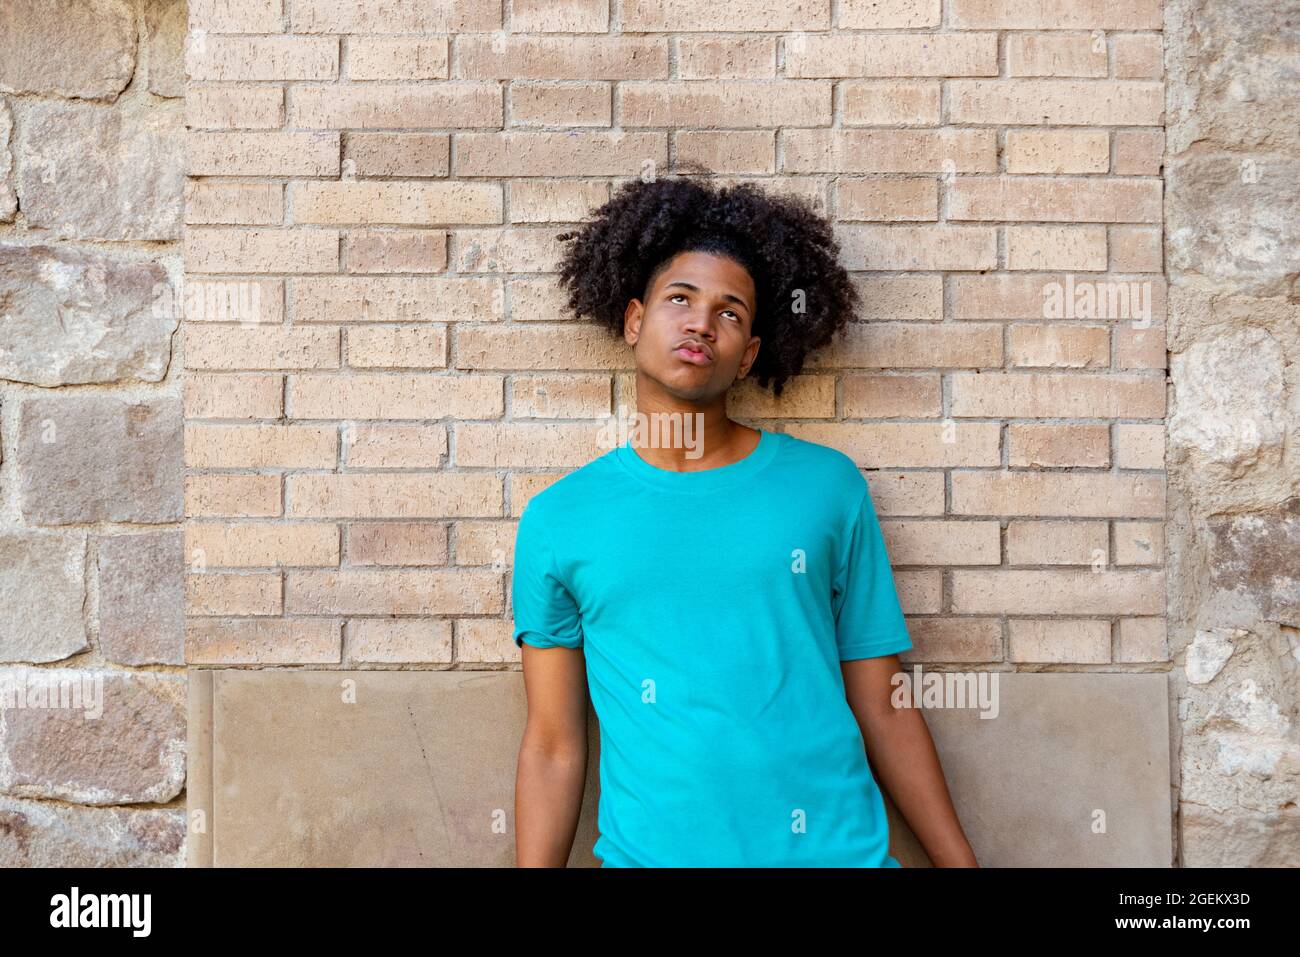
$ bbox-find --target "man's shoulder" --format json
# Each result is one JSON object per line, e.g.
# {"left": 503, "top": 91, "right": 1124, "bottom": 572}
{"left": 773, "top": 431, "right": 868, "bottom": 495}
{"left": 518, "top": 444, "right": 623, "bottom": 523}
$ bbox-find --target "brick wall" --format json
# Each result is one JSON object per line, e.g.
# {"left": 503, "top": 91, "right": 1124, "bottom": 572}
{"left": 183, "top": 0, "right": 1167, "bottom": 670}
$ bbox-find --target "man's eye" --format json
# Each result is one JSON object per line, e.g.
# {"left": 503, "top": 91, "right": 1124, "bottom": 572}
{"left": 723, "top": 311, "right": 739, "bottom": 321}
{"left": 670, "top": 294, "right": 687, "bottom": 303}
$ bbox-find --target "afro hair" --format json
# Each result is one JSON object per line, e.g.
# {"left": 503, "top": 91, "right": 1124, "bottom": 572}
{"left": 553, "top": 162, "right": 861, "bottom": 398}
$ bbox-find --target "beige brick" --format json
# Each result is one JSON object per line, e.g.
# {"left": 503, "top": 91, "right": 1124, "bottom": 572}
{"left": 1006, "top": 520, "right": 1108, "bottom": 565}
{"left": 185, "top": 522, "right": 340, "bottom": 568}
{"left": 836, "top": 225, "right": 997, "bottom": 271}
{"left": 1110, "top": 226, "right": 1163, "bottom": 273}
{"left": 842, "top": 81, "right": 941, "bottom": 126}
{"left": 1006, "top": 225, "right": 1107, "bottom": 271}
{"left": 677, "top": 36, "right": 777, "bottom": 78}
{"left": 1114, "top": 34, "right": 1163, "bottom": 79}
{"left": 185, "top": 228, "right": 340, "bottom": 274}
{"left": 839, "top": 0, "right": 940, "bottom": 28}
{"left": 186, "top": 618, "right": 341, "bottom": 665}
{"left": 186, "top": 86, "right": 285, "bottom": 129}
{"left": 1114, "top": 129, "right": 1165, "bottom": 175}
{"left": 952, "top": 372, "right": 1164, "bottom": 418}
{"left": 345, "top": 133, "right": 450, "bottom": 177}
{"left": 511, "top": 373, "right": 613, "bottom": 418}
{"left": 449, "top": 227, "right": 565, "bottom": 273}
{"left": 187, "top": 35, "right": 338, "bottom": 81}
{"left": 949, "top": 80, "right": 1163, "bottom": 125}
{"left": 954, "top": 274, "right": 1166, "bottom": 322}
{"left": 952, "top": 569, "right": 1165, "bottom": 615}
{"left": 456, "top": 324, "right": 626, "bottom": 370}
{"left": 346, "top": 619, "right": 453, "bottom": 663}
{"left": 456, "top": 131, "right": 668, "bottom": 178}
{"left": 291, "top": 1, "right": 500, "bottom": 32}
{"left": 184, "top": 326, "right": 339, "bottom": 371}
{"left": 289, "top": 373, "right": 503, "bottom": 419}
{"left": 286, "top": 569, "right": 503, "bottom": 616}
{"left": 950, "top": 176, "right": 1161, "bottom": 223}
{"left": 838, "top": 178, "right": 938, "bottom": 222}
{"left": 186, "top": 132, "right": 340, "bottom": 176}
{"left": 948, "top": 0, "right": 1162, "bottom": 30}
{"left": 504, "top": 276, "right": 572, "bottom": 321}
{"left": 185, "top": 424, "right": 338, "bottom": 469}
{"left": 1008, "top": 619, "right": 1110, "bottom": 663}
{"left": 675, "top": 130, "right": 775, "bottom": 174}
{"left": 292, "top": 84, "right": 501, "bottom": 129}
{"left": 1116, "top": 617, "right": 1168, "bottom": 662}
{"left": 841, "top": 374, "right": 942, "bottom": 417}
{"left": 1115, "top": 521, "right": 1164, "bottom": 566}
{"left": 293, "top": 181, "right": 501, "bottom": 226}
{"left": 513, "top": 0, "right": 609, "bottom": 32}
{"left": 952, "top": 472, "right": 1164, "bottom": 517}
{"left": 1008, "top": 324, "right": 1110, "bottom": 368}
{"left": 1007, "top": 33, "right": 1108, "bottom": 77}
{"left": 729, "top": 375, "right": 837, "bottom": 419}
{"left": 622, "top": 1, "right": 826, "bottom": 31}
{"left": 345, "top": 326, "right": 448, "bottom": 369}
{"left": 785, "top": 33, "right": 997, "bottom": 77}
{"left": 177, "top": 278, "right": 284, "bottom": 323}
{"left": 348, "top": 37, "right": 448, "bottom": 80}
{"left": 344, "top": 425, "right": 448, "bottom": 469}
{"left": 867, "top": 472, "right": 946, "bottom": 516}
{"left": 456, "top": 520, "right": 517, "bottom": 567}
{"left": 905, "top": 617, "right": 1003, "bottom": 662}
{"left": 853, "top": 277, "right": 943, "bottom": 321}
{"left": 1005, "top": 130, "right": 1109, "bottom": 174}
{"left": 881, "top": 520, "right": 1001, "bottom": 564}
{"left": 1116, "top": 423, "right": 1165, "bottom": 469}
{"left": 621, "top": 79, "right": 832, "bottom": 127}
{"left": 455, "top": 422, "right": 621, "bottom": 467}
{"left": 185, "top": 373, "right": 283, "bottom": 419}
{"left": 508, "top": 180, "right": 611, "bottom": 223}
{"left": 784, "top": 129, "right": 996, "bottom": 173}
{"left": 809, "top": 322, "right": 1003, "bottom": 368}
{"left": 190, "top": 0, "right": 283, "bottom": 32}
{"left": 186, "top": 183, "right": 283, "bottom": 226}
{"left": 186, "top": 572, "right": 282, "bottom": 616}
{"left": 1009, "top": 424, "right": 1111, "bottom": 468}
{"left": 291, "top": 277, "right": 502, "bottom": 323}
{"left": 345, "top": 231, "right": 447, "bottom": 273}
{"left": 510, "top": 81, "right": 611, "bottom": 127}
{"left": 1115, "top": 324, "right": 1166, "bottom": 370}
{"left": 288, "top": 473, "right": 504, "bottom": 518}
{"left": 346, "top": 523, "right": 449, "bottom": 565}
{"left": 457, "top": 35, "right": 669, "bottom": 79}
{"left": 882, "top": 571, "right": 935, "bottom": 617}
{"left": 186, "top": 475, "right": 282, "bottom": 518}
{"left": 784, "top": 422, "right": 1001, "bottom": 467}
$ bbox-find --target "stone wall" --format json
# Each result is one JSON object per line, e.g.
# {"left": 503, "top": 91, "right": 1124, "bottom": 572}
{"left": 0, "top": 0, "right": 188, "bottom": 865}
{"left": 1164, "top": 0, "right": 1299, "bottom": 865}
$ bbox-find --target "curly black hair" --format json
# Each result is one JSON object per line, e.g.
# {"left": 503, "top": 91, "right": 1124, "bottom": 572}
{"left": 554, "top": 161, "right": 860, "bottom": 398}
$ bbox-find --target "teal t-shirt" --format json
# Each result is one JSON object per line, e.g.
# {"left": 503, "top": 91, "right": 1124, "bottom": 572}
{"left": 511, "top": 427, "right": 913, "bottom": 867}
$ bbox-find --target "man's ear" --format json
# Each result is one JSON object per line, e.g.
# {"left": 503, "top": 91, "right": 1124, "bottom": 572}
{"left": 735, "top": 335, "right": 761, "bottom": 380}
{"left": 623, "top": 299, "right": 643, "bottom": 345}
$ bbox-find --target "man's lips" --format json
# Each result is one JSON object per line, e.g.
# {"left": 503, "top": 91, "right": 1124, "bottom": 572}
{"left": 673, "top": 341, "right": 713, "bottom": 365}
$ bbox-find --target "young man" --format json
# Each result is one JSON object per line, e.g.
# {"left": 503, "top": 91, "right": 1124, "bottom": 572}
{"left": 512, "top": 170, "right": 977, "bottom": 868}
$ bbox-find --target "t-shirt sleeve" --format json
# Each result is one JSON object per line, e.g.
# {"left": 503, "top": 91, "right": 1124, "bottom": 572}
{"left": 511, "top": 501, "right": 584, "bottom": 650}
{"left": 831, "top": 484, "right": 913, "bottom": 661}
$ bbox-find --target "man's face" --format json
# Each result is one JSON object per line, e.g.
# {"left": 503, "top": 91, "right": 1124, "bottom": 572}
{"left": 623, "top": 251, "right": 761, "bottom": 402}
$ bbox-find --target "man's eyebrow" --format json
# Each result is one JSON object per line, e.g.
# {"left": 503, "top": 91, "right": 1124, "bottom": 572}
{"left": 662, "top": 280, "right": 750, "bottom": 308}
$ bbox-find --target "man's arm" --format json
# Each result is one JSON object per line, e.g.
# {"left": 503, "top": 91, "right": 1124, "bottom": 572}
{"left": 515, "top": 643, "right": 589, "bottom": 867}
{"left": 841, "top": 654, "right": 979, "bottom": 867}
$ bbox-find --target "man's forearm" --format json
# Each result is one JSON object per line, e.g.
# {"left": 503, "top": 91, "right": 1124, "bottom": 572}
{"left": 514, "top": 740, "right": 587, "bottom": 867}
{"left": 856, "top": 703, "right": 979, "bottom": 867}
